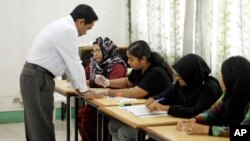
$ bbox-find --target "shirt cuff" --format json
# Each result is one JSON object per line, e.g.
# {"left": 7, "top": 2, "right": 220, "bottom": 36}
{"left": 71, "top": 80, "right": 88, "bottom": 92}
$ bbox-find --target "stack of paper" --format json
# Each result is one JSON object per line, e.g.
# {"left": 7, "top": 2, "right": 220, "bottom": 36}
{"left": 120, "top": 105, "right": 168, "bottom": 117}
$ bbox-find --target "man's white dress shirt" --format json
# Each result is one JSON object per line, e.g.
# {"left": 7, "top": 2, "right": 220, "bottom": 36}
{"left": 27, "top": 15, "right": 88, "bottom": 92}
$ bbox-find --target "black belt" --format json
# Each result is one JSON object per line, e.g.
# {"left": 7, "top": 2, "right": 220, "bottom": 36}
{"left": 25, "top": 62, "right": 55, "bottom": 78}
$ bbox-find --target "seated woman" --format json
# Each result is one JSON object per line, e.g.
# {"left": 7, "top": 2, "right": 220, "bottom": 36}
{"left": 78, "top": 37, "right": 127, "bottom": 141}
{"left": 93, "top": 40, "right": 173, "bottom": 141}
{"left": 177, "top": 56, "right": 250, "bottom": 137}
{"left": 146, "top": 53, "right": 222, "bottom": 118}
{"left": 94, "top": 40, "right": 173, "bottom": 98}
{"left": 114, "top": 53, "right": 222, "bottom": 141}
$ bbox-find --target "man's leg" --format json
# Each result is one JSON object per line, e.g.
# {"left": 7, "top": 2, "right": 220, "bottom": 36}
{"left": 20, "top": 67, "right": 55, "bottom": 141}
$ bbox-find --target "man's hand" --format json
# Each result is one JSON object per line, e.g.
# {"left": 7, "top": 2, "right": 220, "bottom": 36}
{"left": 82, "top": 90, "right": 108, "bottom": 100}
{"left": 82, "top": 92, "right": 105, "bottom": 100}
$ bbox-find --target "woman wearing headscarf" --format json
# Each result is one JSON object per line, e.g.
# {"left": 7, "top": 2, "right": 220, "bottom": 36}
{"left": 92, "top": 40, "right": 173, "bottom": 141}
{"left": 146, "top": 53, "right": 222, "bottom": 118}
{"left": 93, "top": 40, "right": 173, "bottom": 98}
{"left": 177, "top": 56, "right": 250, "bottom": 137}
{"left": 78, "top": 37, "right": 127, "bottom": 141}
{"left": 85, "top": 37, "right": 127, "bottom": 87}
{"left": 113, "top": 54, "right": 222, "bottom": 141}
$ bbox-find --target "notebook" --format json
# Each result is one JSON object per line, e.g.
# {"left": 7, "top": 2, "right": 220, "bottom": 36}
{"left": 120, "top": 105, "right": 168, "bottom": 117}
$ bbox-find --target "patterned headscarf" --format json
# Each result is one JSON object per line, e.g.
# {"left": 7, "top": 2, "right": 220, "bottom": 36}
{"left": 89, "top": 37, "right": 126, "bottom": 80}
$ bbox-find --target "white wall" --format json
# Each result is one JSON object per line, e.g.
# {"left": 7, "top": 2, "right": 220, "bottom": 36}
{"left": 0, "top": 0, "right": 129, "bottom": 98}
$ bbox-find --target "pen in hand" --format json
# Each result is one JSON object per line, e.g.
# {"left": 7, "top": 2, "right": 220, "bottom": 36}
{"left": 145, "top": 97, "right": 165, "bottom": 108}
{"left": 155, "top": 97, "right": 165, "bottom": 103}
{"left": 146, "top": 97, "right": 168, "bottom": 111}
{"left": 149, "top": 97, "right": 168, "bottom": 112}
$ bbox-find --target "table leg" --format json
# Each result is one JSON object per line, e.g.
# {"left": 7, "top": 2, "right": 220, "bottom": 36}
{"left": 66, "top": 95, "right": 70, "bottom": 141}
{"left": 97, "top": 110, "right": 102, "bottom": 141}
{"left": 75, "top": 97, "right": 79, "bottom": 141}
{"left": 137, "top": 129, "right": 145, "bottom": 141}
{"left": 102, "top": 115, "right": 110, "bottom": 141}
{"left": 101, "top": 113, "right": 104, "bottom": 141}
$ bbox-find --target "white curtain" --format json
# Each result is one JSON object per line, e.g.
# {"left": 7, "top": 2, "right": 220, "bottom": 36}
{"left": 194, "top": 0, "right": 250, "bottom": 76}
{"left": 130, "top": 0, "right": 250, "bottom": 76}
{"left": 130, "top": 0, "right": 186, "bottom": 64}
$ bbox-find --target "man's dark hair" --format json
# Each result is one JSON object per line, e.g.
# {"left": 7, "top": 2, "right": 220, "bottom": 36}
{"left": 70, "top": 4, "right": 98, "bottom": 24}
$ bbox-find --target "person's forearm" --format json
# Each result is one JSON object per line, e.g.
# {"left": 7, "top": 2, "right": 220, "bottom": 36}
{"left": 209, "top": 126, "right": 230, "bottom": 137}
{"left": 107, "top": 88, "right": 145, "bottom": 98}
{"left": 109, "top": 78, "right": 129, "bottom": 88}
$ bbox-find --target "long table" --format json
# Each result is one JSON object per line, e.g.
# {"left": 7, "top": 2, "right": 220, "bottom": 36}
{"left": 81, "top": 96, "right": 146, "bottom": 141}
{"left": 55, "top": 80, "right": 147, "bottom": 141}
{"left": 143, "top": 125, "right": 229, "bottom": 141}
{"left": 55, "top": 80, "right": 78, "bottom": 141}
{"left": 98, "top": 106, "right": 185, "bottom": 141}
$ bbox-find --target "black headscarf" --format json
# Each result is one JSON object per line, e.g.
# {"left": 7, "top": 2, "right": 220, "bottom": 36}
{"left": 173, "top": 54, "right": 211, "bottom": 86}
{"left": 89, "top": 37, "right": 126, "bottom": 80}
{"left": 221, "top": 56, "right": 250, "bottom": 125}
{"left": 159, "top": 53, "right": 221, "bottom": 118}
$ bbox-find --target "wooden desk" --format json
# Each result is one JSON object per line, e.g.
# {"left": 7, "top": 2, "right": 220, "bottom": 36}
{"left": 143, "top": 125, "right": 229, "bottom": 141}
{"left": 55, "top": 80, "right": 76, "bottom": 95}
{"left": 82, "top": 96, "right": 146, "bottom": 141}
{"left": 55, "top": 80, "right": 78, "bottom": 141}
{"left": 99, "top": 106, "right": 184, "bottom": 141}
{"left": 84, "top": 96, "right": 146, "bottom": 108}
{"left": 56, "top": 80, "right": 148, "bottom": 141}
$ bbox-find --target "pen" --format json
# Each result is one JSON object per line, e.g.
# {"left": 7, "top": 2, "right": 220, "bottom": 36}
{"left": 155, "top": 97, "right": 165, "bottom": 103}
{"left": 124, "top": 103, "right": 132, "bottom": 106}
{"left": 119, "top": 102, "right": 132, "bottom": 107}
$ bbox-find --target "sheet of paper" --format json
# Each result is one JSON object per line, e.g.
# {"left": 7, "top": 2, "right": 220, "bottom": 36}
{"left": 116, "top": 97, "right": 137, "bottom": 103}
{"left": 108, "top": 97, "right": 137, "bottom": 103}
{"left": 138, "top": 114, "right": 169, "bottom": 118}
{"left": 120, "top": 105, "right": 168, "bottom": 117}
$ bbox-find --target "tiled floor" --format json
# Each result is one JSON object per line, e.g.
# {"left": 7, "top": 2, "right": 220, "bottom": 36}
{"left": 0, "top": 119, "right": 81, "bottom": 141}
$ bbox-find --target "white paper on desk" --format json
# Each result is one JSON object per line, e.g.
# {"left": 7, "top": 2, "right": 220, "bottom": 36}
{"left": 120, "top": 105, "right": 168, "bottom": 117}
{"left": 138, "top": 114, "right": 169, "bottom": 118}
{"left": 108, "top": 97, "right": 137, "bottom": 103}
{"left": 117, "top": 97, "right": 137, "bottom": 103}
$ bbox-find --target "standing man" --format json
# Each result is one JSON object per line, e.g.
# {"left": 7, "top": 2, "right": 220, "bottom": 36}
{"left": 20, "top": 4, "right": 98, "bottom": 141}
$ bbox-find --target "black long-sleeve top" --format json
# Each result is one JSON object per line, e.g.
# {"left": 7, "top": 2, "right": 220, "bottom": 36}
{"left": 153, "top": 77, "right": 221, "bottom": 118}
{"left": 152, "top": 54, "right": 222, "bottom": 118}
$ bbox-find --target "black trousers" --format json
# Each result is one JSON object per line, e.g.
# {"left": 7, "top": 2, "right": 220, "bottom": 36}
{"left": 20, "top": 63, "right": 55, "bottom": 141}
